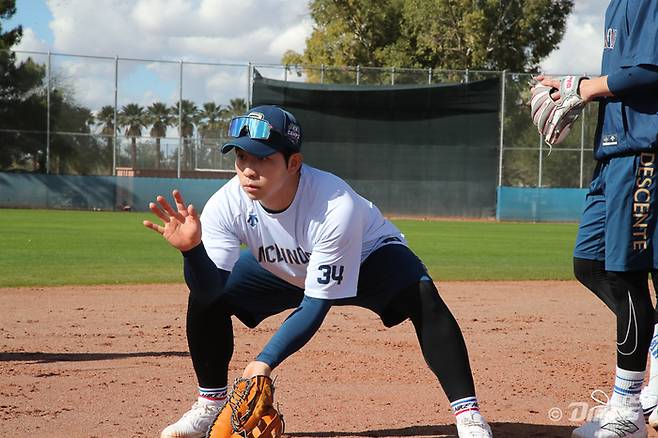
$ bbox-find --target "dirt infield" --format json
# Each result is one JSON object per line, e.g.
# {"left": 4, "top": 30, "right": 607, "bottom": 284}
{"left": 1, "top": 281, "right": 657, "bottom": 438}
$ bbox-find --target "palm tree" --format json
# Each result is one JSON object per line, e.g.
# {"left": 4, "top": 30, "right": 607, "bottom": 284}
{"left": 171, "top": 100, "right": 198, "bottom": 170}
{"left": 196, "top": 102, "right": 225, "bottom": 140}
{"left": 82, "top": 109, "right": 101, "bottom": 170}
{"left": 226, "top": 98, "right": 247, "bottom": 117}
{"left": 83, "top": 110, "right": 95, "bottom": 133}
{"left": 119, "top": 103, "right": 147, "bottom": 168}
{"left": 196, "top": 102, "right": 227, "bottom": 170}
{"left": 95, "top": 105, "right": 116, "bottom": 163}
{"left": 146, "top": 102, "right": 173, "bottom": 169}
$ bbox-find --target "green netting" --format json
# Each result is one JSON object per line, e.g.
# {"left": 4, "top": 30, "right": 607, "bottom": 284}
{"left": 253, "top": 74, "right": 501, "bottom": 217}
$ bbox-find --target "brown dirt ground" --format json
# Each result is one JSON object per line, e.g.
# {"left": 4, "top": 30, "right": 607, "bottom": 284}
{"left": 1, "top": 281, "right": 657, "bottom": 438}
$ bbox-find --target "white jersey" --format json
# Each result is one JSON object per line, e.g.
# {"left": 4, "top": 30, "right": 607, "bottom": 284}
{"left": 200, "top": 164, "right": 405, "bottom": 300}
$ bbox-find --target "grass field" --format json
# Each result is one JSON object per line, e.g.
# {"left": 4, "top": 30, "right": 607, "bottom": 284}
{"left": 0, "top": 209, "right": 578, "bottom": 287}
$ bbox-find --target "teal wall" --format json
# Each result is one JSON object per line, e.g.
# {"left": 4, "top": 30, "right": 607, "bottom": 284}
{"left": 0, "top": 173, "right": 227, "bottom": 212}
{"left": 497, "top": 186, "right": 587, "bottom": 222}
{"left": 0, "top": 173, "right": 589, "bottom": 222}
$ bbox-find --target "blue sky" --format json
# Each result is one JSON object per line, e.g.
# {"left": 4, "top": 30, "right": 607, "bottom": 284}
{"left": 5, "top": 0, "right": 606, "bottom": 113}
{"left": 5, "top": 0, "right": 54, "bottom": 46}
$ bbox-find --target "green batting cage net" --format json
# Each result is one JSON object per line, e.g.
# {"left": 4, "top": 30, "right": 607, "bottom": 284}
{"left": 252, "top": 73, "right": 501, "bottom": 217}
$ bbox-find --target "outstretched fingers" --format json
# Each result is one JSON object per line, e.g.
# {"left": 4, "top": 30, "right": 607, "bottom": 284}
{"left": 157, "top": 195, "right": 185, "bottom": 223}
{"left": 169, "top": 191, "right": 192, "bottom": 224}
{"left": 149, "top": 201, "right": 171, "bottom": 224}
{"left": 143, "top": 219, "right": 165, "bottom": 235}
{"left": 144, "top": 192, "right": 196, "bottom": 243}
{"left": 187, "top": 203, "right": 199, "bottom": 220}
{"left": 173, "top": 190, "right": 189, "bottom": 218}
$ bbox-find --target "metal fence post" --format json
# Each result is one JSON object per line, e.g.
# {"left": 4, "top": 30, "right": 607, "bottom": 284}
{"left": 113, "top": 55, "right": 118, "bottom": 176}
{"left": 284, "top": 64, "right": 288, "bottom": 82}
{"left": 247, "top": 62, "right": 252, "bottom": 108}
{"left": 177, "top": 60, "right": 183, "bottom": 179}
{"left": 497, "top": 70, "right": 506, "bottom": 187}
{"left": 580, "top": 105, "right": 586, "bottom": 188}
{"left": 320, "top": 64, "right": 325, "bottom": 84}
{"left": 391, "top": 67, "right": 395, "bottom": 85}
{"left": 195, "top": 131, "right": 199, "bottom": 170}
{"left": 46, "top": 51, "right": 51, "bottom": 174}
{"left": 356, "top": 65, "right": 360, "bottom": 85}
{"left": 538, "top": 134, "right": 543, "bottom": 188}
{"left": 428, "top": 67, "right": 432, "bottom": 85}
{"left": 464, "top": 68, "right": 469, "bottom": 83}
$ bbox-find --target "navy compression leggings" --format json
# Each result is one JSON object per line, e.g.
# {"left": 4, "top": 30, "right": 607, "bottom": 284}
{"left": 573, "top": 257, "right": 654, "bottom": 371}
{"left": 186, "top": 279, "right": 476, "bottom": 402}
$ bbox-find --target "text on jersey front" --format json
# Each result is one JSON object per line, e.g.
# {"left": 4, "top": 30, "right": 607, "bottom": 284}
{"left": 258, "top": 244, "right": 312, "bottom": 265}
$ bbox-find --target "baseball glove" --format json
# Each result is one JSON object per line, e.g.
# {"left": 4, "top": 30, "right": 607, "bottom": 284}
{"left": 530, "top": 75, "right": 589, "bottom": 146}
{"left": 206, "top": 375, "right": 284, "bottom": 438}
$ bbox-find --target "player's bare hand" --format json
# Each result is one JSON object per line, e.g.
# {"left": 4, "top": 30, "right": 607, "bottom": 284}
{"left": 143, "top": 190, "right": 201, "bottom": 252}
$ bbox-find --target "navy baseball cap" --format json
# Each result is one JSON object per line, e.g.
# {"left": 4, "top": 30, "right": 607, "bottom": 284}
{"left": 221, "top": 105, "right": 302, "bottom": 157}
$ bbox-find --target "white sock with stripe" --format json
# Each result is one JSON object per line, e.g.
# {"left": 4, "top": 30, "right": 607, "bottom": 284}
{"left": 610, "top": 367, "right": 644, "bottom": 408}
{"left": 198, "top": 385, "right": 227, "bottom": 406}
{"left": 451, "top": 396, "right": 481, "bottom": 420}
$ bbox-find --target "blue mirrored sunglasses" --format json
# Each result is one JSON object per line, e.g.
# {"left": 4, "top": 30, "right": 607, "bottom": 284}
{"left": 228, "top": 117, "right": 273, "bottom": 139}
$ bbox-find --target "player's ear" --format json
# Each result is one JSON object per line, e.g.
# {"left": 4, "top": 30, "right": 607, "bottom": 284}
{"left": 287, "top": 152, "right": 303, "bottom": 173}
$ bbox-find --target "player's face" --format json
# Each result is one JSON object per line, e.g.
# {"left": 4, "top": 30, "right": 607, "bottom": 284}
{"left": 234, "top": 148, "right": 301, "bottom": 210}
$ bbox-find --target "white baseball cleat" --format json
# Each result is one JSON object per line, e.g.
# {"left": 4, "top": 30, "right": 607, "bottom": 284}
{"left": 648, "top": 405, "right": 658, "bottom": 429}
{"left": 571, "top": 404, "right": 647, "bottom": 438}
{"left": 639, "top": 387, "right": 658, "bottom": 420}
{"left": 456, "top": 411, "right": 493, "bottom": 437}
{"left": 161, "top": 401, "right": 222, "bottom": 438}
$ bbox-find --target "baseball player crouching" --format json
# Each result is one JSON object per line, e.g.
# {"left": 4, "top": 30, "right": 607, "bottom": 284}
{"left": 144, "top": 105, "right": 493, "bottom": 438}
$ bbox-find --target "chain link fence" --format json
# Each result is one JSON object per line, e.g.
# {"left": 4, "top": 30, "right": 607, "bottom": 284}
{"left": 1, "top": 49, "right": 596, "bottom": 187}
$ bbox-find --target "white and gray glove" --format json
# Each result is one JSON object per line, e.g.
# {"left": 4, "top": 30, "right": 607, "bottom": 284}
{"left": 530, "top": 75, "right": 589, "bottom": 146}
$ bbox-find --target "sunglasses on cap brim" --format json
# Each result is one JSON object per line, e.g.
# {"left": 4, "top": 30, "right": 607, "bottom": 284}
{"left": 228, "top": 116, "right": 275, "bottom": 140}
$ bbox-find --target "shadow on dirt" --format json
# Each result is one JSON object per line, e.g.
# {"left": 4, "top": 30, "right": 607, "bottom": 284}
{"left": 0, "top": 351, "right": 189, "bottom": 363}
{"left": 287, "top": 422, "right": 574, "bottom": 437}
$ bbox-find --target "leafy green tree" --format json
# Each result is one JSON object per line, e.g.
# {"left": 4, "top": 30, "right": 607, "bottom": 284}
{"left": 0, "top": 1, "right": 35, "bottom": 97}
{"left": 51, "top": 100, "right": 107, "bottom": 174}
{"left": 391, "top": 0, "right": 574, "bottom": 71}
{"left": 146, "top": 102, "right": 173, "bottom": 169}
{"left": 283, "top": 0, "right": 574, "bottom": 82}
{"left": 2, "top": 1, "right": 102, "bottom": 175}
{"left": 283, "top": 0, "right": 402, "bottom": 78}
{"left": 119, "top": 103, "right": 146, "bottom": 168}
{"left": 0, "top": 0, "right": 48, "bottom": 170}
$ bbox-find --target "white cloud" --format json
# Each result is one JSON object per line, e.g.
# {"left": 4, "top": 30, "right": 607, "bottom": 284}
{"left": 51, "top": 57, "right": 116, "bottom": 109}
{"left": 13, "top": 27, "right": 50, "bottom": 55}
{"left": 46, "top": 0, "right": 311, "bottom": 63}
{"left": 267, "top": 18, "right": 313, "bottom": 58}
{"left": 540, "top": 1, "right": 606, "bottom": 75}
{"left": 37, "top": 0, "right": 312, "bottom": 111}
{"left": 131, "top": 0, "right": 195, "bottom": 34}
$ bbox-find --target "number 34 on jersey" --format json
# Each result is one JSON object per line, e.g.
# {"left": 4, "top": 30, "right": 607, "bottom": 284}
{"left": 317, "top": 264, "right": 345, "bottom": 285}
